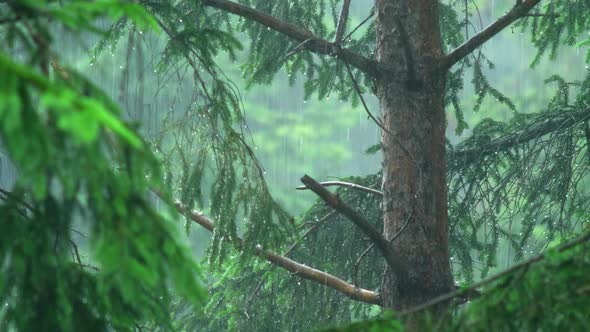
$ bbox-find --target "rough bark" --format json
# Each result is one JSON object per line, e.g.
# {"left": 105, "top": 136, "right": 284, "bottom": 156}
{"left": 375, "top": 0, "right": 454, "bottom": 311}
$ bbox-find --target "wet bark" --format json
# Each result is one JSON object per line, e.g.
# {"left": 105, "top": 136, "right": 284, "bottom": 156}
{"left": 375, "top": 0, "right": 454, "bottom": 311}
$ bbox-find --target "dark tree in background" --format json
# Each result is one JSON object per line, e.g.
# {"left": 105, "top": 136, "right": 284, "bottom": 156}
{"left": 2, "top": 0, "right": 590, "bottom": 331}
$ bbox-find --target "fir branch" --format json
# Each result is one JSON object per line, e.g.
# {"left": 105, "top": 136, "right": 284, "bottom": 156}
{"left": 300, "top": 175, "right": 405, "bottom": 276}
{"left": 201, "top": 0, "right": 385, "bottom": 77}
{"left": 451, "top": 107, "right": 590, "bottom": 166}
{"left": 402, "top": 230, "right": 590, "bottom": 315}
{"left": 170, "top": 197, "right": 381, "bottom": 305}
{"left": 296, "top": 181, "right": 383, "bottom": 197}
{"left": 441, "top": 0, "right": 542, "bottom": 70}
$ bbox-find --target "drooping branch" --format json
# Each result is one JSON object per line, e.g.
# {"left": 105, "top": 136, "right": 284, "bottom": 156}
{"left": 201, "top": 0, "right": 384, "bottom": 77}
{"left": 450, "top": 107, "right": 590, "bottom": 166}
{"left": 296, "top": 181, "right": 383, "bottom": 197}
{"left": 401, "top": 230, "right": 590, "bottom": 315}
{"left": 441, "top": 0, "right": 542, "bottom": 70}
{"left": 300, "top": 175, "right": 405, "bottom": 276}
{"left": 170, "top": 197, "right": 381, "bottom": 305}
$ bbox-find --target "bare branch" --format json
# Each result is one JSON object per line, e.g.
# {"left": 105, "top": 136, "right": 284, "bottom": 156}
{"left": 201, "top": 0, "right": 384, "bottom": 77}
{"left": 300, "top": 174, "right": 405, "bottom": 275}
{"left": 334, "top": 0, "right": 351, "bottom": 45}
{"left": 441, "top": 0, "right": 542, "bottom": 70}
{"left": 285, "top": 38, "right": 313, "bottom": 58}
{"left": 402, "top": 230, "right": 590, "bottom": 315}
{"left": 296, "top": 181, "right": 383, "bottom": 197}
{"left": 170, "top": 197, "right": 381, "bottom": 305}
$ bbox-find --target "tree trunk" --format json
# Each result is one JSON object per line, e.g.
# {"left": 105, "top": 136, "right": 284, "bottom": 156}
{"left": 375, "top": 0, "right": 454, "bottom": 311}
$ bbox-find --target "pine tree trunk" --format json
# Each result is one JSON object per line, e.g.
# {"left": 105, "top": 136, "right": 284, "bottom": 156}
{"left": 375, "top": 0, "right": 454, "bottom": 311}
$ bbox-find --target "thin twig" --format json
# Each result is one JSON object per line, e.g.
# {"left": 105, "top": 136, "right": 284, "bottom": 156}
{"left": 70, "top": 240, "right": 82, "bottom": 264}
{"left": 352, "top": 243, "right": 374, "bottom": 287}
{"left": 286, "top": 38, "right": 314, "bottom": 57}
{"left": 287, "top": 211, "right": 337, "bottom": 255}
{"left": 296, "top": 181, "right": 382, "bottom": 197}
{"left": 389, "top": 206, "right": 414, "bottom": 243}
{"left": 343, "top": 11, "right": 374, "bottom": 43}
{"left": 246, "top": 210, "right": 337, "bottom": 305}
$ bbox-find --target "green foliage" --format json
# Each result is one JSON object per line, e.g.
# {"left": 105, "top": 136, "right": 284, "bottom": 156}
{"left": 3, "top": 0, "right": 590, "bottom": 331}
{"left": 451, "top": 235, "right": 590, "bottom": 331}
{"left": 183, "top": 174, "right": 384, "bottom": 331}
{"left": 518, "top": 0, "right": 590, "bottom": 66}
{"left": 194, "top": 70, "right": 590, "bottom": 329}
{"left": 128, "top": 0, "right": 295, "bottom": 260}
{"left": 327, "top": 232, "right": 590, "bottom": 332}
{"left": 148, "top": 1, "right": 590, "bottom": 331}
{"left": 0, "top": 1, "right": 205, "bottom": 331}
{"left": 322, "top": 312, "right": 404, "bottom": 332}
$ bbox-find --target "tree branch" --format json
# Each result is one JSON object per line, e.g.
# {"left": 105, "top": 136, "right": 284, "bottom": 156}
{"left": 401, "top": 230, "right": 590, "bottom": 315}
{"left": 296, "top": 180, "right": 383, "bottom": 197}
{"left": 441, "top": 0, "right": 542, "bottom": 70}
{"left": 300, "top": 175, "right": 405, "bottom": 275}
{"left": 334, "top": 0, "right": 351, "bottom": 45}
{"left": 170, "top": 197, "right": 381, "bottom": 305}
{"left": 450, "top": 107, "right": 590, "bottom": 166}
{"left": 201, "top": 0, "right": 384, "bottom": 77}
